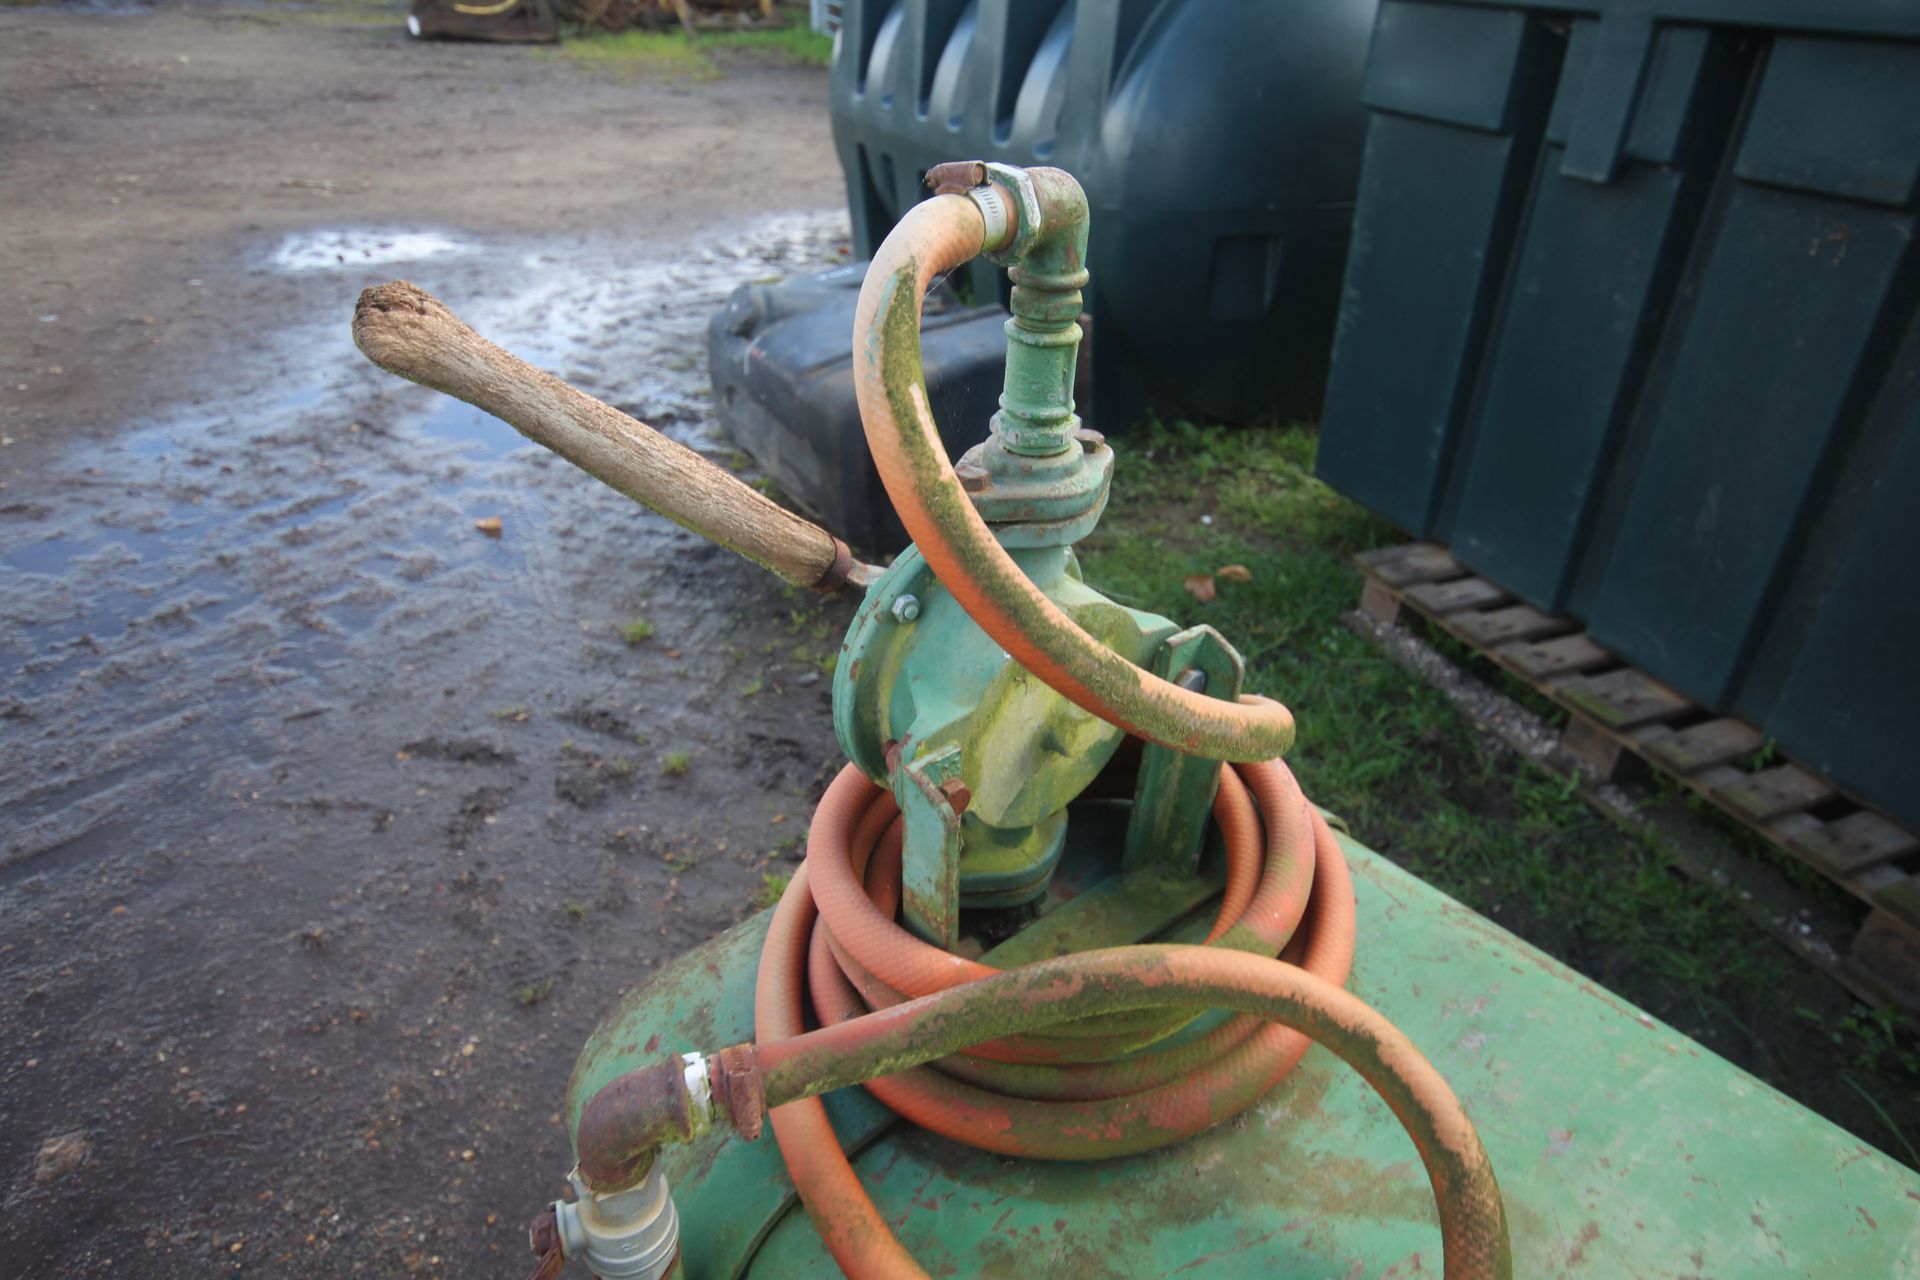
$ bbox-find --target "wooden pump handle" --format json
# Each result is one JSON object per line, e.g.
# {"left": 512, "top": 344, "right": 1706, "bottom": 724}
{"left": 352, "top": 280, "right": 868, "bottom": 593}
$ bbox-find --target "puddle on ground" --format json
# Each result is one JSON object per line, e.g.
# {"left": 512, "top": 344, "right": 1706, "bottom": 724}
{"left": 268, "top": 228, "right": 477, "bottom": 273}
{"left": 0, "top": 209, "right": 853, "bottom": 872}
{"left": 0, "top": 208, "right": 880, "bottom": 1276}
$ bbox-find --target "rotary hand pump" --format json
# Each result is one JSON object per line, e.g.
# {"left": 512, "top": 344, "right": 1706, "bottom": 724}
{"left": 354, "top": 162, "right": 1509, "bottom": 1280}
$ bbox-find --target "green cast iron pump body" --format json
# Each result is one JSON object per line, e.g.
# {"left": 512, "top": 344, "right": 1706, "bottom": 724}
{"left": 830, "top": 162, "right": 1244, "bottom": 950}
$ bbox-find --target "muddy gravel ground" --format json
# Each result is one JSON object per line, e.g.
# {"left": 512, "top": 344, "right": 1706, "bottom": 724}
{"left": 2, "top": 6, "right": 856, "bottom": 1275}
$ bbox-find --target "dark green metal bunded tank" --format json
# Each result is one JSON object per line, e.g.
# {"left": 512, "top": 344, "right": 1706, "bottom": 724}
{"left": 1316, "top": 0, "right": 1920, "bottom": 835}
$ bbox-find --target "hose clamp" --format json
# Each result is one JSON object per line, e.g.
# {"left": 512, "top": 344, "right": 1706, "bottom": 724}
{"left": 979, "top": 162, "right": 1044, "bottom": 263}
{"left": 967, "top": 183, "right": 1013, "bottom": 254}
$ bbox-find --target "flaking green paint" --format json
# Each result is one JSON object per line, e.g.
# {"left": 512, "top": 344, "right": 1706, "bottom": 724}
{"left": 568, "top": 824, "right": 1920, "bottom": 1278}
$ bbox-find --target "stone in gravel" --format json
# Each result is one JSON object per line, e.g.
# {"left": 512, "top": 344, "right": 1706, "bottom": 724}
{"left": 34, "top": 1131, "right": 89, "bottom": 1183}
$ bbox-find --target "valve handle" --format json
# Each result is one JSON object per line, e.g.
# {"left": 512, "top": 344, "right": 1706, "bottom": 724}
{"left": 351, "top": 281, "right": 874, "bottom": 594}
{"left": 526, "top": 1206, "right": 566, "bottom": 1280}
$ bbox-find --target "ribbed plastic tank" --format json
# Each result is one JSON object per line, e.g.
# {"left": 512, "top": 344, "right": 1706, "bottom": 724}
{"left": 708, "top": 266, "right": 1007, "bottom": 551}
{"left": 830, "top": 0, "right": 1378, "bottom": 428}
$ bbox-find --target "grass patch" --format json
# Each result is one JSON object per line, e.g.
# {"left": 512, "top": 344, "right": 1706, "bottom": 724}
{"left": 1078, "top": 418, "right": 1918, "bottom": 1166}
{"left": 752, "top": 871, "right": 791, "bottom": 909}
{"left": 557, "top": 23, "right": 831, "bottom": 79}
{"left": 558, "top": 30, "right": 721, "bottom": 79}
{"left": 659, "top": 750, "right": 691, "bottom": 777}
{"left": 705, "top": 25, "right": 834, "bottom": 67}
{"left": 621, "top": 615, "right": 657, "bottom": 645}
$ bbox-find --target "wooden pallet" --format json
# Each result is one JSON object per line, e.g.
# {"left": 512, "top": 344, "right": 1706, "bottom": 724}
{"left": 1356, "top": 542, "right": 1920, "bottom": 1009}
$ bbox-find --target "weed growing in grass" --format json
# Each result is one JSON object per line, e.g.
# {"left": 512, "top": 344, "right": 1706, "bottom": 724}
{"left": 660, "top": 750, "right": 691, "bottom": 777}
{"left": 514, "top": 977, "right": 555, "bottom": 1007}
{"left": 753, "top": 871, "right": 791, "bottom": 909}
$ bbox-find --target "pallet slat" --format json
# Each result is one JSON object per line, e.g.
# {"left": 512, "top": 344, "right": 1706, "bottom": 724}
{"left": 1714, "top": 764, "right": 1837, "bottom": 822}
{"left": 1498, "top": 633, "right": 1613, "bottom": 680}
{"left": 1405, "top": 576, "right": 1508, "bottom": 616}
{"left": 1874, "top": 875, "right": 1920, "bottom": 932}
{"left": 1451, "top": 604, "right": 1569, "bottom": 646}
{"left": 1787, "top": 811, "right": 1920, "bottom": 878}
{"left": 1557, "top": 669, "right": 1693, "bottom": 730}
{"left": 1643, "top": 718, "right": 1764, "bottom": 775}
{"left": 1849, "top": 909, "right": 1920, "bottom": 1009}
{"left": 1356, "top": 543, "right": 1461, "bottom": 588}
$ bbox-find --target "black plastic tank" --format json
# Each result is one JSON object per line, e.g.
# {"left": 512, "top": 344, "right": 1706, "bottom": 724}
{"left": 708, "top": 266, "right": 1007, "bottom": 551}
{"left": 831, "top": 0, "right": 1378, "bottom": 428}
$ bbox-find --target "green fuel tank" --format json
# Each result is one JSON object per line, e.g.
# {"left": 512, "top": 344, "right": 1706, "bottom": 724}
{"left": 567, "top": 809, "right": 1920, "bottom": 1278}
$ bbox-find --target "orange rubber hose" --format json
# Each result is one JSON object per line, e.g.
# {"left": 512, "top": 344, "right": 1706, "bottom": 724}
{"left": 753, "top": 757, "right": 1373, "bottom": 1275}
{"left": 753, "top": 859, "right": 925, "bottom": 1280}
{"left": 758, "top": 943, "right": 1512, "bottom": 1280}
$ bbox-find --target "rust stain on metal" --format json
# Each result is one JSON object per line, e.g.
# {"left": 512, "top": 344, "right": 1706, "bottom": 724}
{"left": 938, "top": 778, "right": 972, "bottom": 814}
{"left": 525, "top": 1207, "right": 564, "bottom": 1280}
{"left": 711, "top": 1042, "right": 766, "bottom": 1142}
{"left": 924, "top": 160, "right": 988, "bottom": 196}
{"left": 527, "top": 1206, "right": 559, "bottom": 1256}
{"left": 576, "top": 1059, "right": 692, "bottom": 1190}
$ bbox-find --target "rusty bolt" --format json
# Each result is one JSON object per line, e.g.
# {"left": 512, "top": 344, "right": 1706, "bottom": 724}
{"left": 938, "top": 778, "right": 972, "bottom": 815}
{"left": 710, "top": 1043, "right": 766, "bottom": 1142}
{"left": 924, "top": 161, "right": 988, "bottom": 196}
{"left": 528, "top": 1206, "right": 560, "bottom": 1257}
{"left": 955, "top": 460, "right": 991, "bottom": 493}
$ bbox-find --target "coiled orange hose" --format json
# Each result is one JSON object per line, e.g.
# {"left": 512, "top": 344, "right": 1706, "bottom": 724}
{"left": 756, "top": 758, "right": 1359, "bottom": 1274}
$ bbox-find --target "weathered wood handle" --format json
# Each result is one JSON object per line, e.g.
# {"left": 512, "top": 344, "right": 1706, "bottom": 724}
{"left": 352, "top": 280, "right": 869, "bottom": 593}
